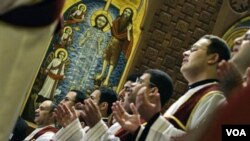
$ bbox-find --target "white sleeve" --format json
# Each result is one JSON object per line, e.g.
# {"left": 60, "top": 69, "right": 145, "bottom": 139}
{"left": 140, "top": 92, "right": 225, "bottom": 141}
{"left": 53, "top": 119, "right": 83, "bottom": 141}
{"left": 36, "top": 132, "right": 55, "bottom": 141}
{"left": 187, "top": 92, "right": 225, "bottom": 129}
{"left": 83, "top": 120, "right": 108, "bottom": 141}
{"left": 136, "top": 116, "right": 185, "bottom": 141}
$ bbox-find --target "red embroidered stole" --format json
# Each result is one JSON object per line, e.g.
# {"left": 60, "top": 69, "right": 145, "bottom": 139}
{"left": 47, "top": 62, "right": 64, "bottom": 80}
{"left": 166, "top": 84, "right": 220, "bottom": 131}
{"left": 30, "top": 126, "right": 58, "bottom": 141}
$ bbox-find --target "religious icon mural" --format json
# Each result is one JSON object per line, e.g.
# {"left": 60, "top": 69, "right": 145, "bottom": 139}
{"left": 22, "top": 0, "right": 147, "bottom": 123}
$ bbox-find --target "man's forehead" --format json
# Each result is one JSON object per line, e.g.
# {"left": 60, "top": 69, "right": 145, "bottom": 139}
{"left": 90, "top": 89, "right": 100, "bottom": 96}
{"left": 124, "top": 80, "right": 133, "bottom": 86}
{"left": 194, "top": 38, "right": 211, "bottom": 47}
{"left": 67, "top": 91, "right": 76, "bottom": 97}
{"left": 40, "top": 101, "right": 51, "bottom": 109}
{"left": 141, "top": 73, "right": 150, "bottom": 80}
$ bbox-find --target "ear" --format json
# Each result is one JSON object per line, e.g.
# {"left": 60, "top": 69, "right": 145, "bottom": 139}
{"left": 49, "top": 112, "right": 55, "bottom": 121}
{"left": 99, "top": 102, "right": 108, "bottom": 111}
{"left": 150, "top": 87, "right": 158, "bottom": 95}
{"left": 207, "top": 53, "right": 219, "bottom": 65}
{"left": 149, "top": 87, "right": 160, "bottom": 103}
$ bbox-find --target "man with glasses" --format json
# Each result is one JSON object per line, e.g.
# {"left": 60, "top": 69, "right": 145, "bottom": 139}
{"left": 79, "top": 69, "right": 173, "bottom": 141}
{"left": 51, "top": 70, "right": 172, "bottom": 141}
{"left": 185, "top": 29, "right": 250, "bottom": 141}
{"left": 113, "top": 35, "right": 231, "bottom": 141}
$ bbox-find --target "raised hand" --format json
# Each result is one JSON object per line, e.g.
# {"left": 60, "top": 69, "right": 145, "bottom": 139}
{"left": 79, "top": 99, "right": 102, "bottom": 128}
{"left": 243, "top": 67, "right": 250, "bottom": 87}
{"left": 136, "top": 86, "right": 161, "bottom": 121}
{"left": 112, "top": 101, "right": 140, "bottom": 133}
{"left": 54, "top": 103, "right": 77, "bottom": 128}
{"left": 217, "top": 60, "right": 243, "bottom": 97}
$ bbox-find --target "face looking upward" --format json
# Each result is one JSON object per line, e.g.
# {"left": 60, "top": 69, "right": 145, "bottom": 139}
{"left": 90, "top": 90, "right": 101, "bottom": 104}
{"left": 181, "top": 38, "right": 211, "bottom": 79}
{"left": 34, "top": 100, "right": 54, "bottom": 126}
{"left": 132, "top": 73, "right": 160, "bottom": 118}
{"left": 231, "top": 29, "right": 250, "bottom": 57}
{"left": 120, "top": 80, "right": 135, "bottom": 112}
{"left": 60, "top": 91, "right": 76, "bottom": 108}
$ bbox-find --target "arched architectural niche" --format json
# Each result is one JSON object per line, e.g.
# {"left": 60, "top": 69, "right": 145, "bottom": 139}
{"left": 222, "top": 16, "right": 250, "bottom": 49}
{"left": 212, "top": 0, "right": 250, "bottom": 36}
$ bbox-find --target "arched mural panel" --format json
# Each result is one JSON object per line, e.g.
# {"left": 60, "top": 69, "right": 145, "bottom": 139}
{"left": 22, "top": 0, "right": 147, "bottom": 123}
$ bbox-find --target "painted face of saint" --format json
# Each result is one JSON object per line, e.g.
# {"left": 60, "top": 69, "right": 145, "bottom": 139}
{"left": 123, "top": 8, "right": 132, "bottom": 18}
{"left": 58, "top": 51, "right": 65, "bottom": 60}
{"left": 96, "top": 15, "right": 107, "bottom": 29}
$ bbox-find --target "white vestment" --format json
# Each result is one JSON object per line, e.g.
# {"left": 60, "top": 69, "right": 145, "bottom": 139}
{"left": 135, "top": 82, "right": 225, "bottom": 141}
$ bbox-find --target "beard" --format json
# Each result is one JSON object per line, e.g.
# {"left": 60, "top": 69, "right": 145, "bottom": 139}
{"left": 119, "top": 14, "right": 131, "bottom": 31}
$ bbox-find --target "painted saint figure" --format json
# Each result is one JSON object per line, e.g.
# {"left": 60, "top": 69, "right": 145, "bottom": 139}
{"left": 95, "top": 8, "right": 134, "bottom": 86}
{"left": 54, "top": 26, "right": 73, "bottom": 49}
{"left": 69, "top": 14, "right": 109, "bottom": 90}
{"left": 64, "top": 3, "right": 87, "bottom": 25}
{"left": 38, "top": 48, "right": 68, "bottom": 100}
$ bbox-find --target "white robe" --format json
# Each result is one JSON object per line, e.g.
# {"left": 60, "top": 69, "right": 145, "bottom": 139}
{"left": 52, "top": 119, "right": 121, "bottom": 141}
{"left": 38, "top": 58, "right": 65, "bottom": 99}
{"left": 135, "top": 82, "right": 226, "bottom": 141}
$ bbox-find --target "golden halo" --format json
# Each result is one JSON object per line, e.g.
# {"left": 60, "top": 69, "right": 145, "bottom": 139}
{"left": 63, "top": 26, "right": 73, "bottom": 34}
{"left": 55, "top": 48, "right": 68, "bottom": 61}
{"left": 119, "top": 5, "right": 137, "bottom": 21}
{"left": 78, "top": 3, "right": 87, "bottom": 12}
{"left": 223, "top": 28, "right": 249, "bottom": 49}
{"left": 90, "top": 9, "right": 113, "bottom": 32}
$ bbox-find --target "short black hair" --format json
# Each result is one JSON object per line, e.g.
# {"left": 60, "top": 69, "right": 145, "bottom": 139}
{"left": 70, "top": 89, "right": 89, "bottom": 104}
{"left": 98, "top": 87, "right": 118, "bottom": 116}
{"left": 201, "top": 35, "right": 231, "bottom": 62}
{"left": 126, "top": 73, "right": 142, "bottom": 82}
{"left": 144, "top": 69, "right": 173, "bottom": 107}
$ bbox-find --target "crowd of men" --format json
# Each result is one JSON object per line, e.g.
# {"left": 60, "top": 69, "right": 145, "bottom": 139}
{"left": 2, "top": 1, "right": 250, "bottom": 141}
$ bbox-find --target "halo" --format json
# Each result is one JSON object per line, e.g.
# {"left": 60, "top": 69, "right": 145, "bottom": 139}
{"left": 55, "top": 48, "right": 68, "bottom": 61}
{"left": 90, "top": 9, "right": 113, "bottom": 32}
{"left": 78, "top": 3, "right": 87, "bottom": 12}
{"left": 63, "top": 26, "right": 73, "bottom": 34}
{"left": 223, "top": 28, "right": 249, "bottom": 49}
{"left": 119, "top": 5, "right": 137, "bottom": 21}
